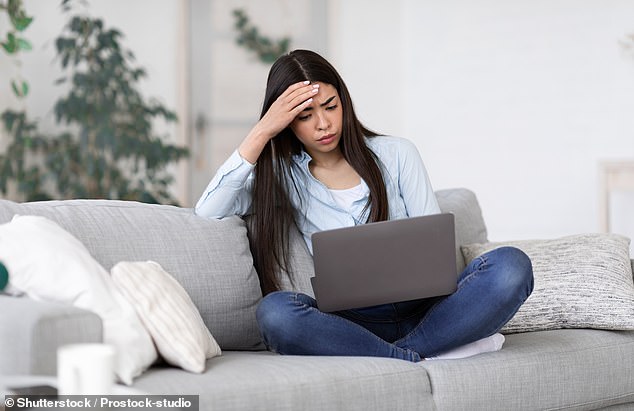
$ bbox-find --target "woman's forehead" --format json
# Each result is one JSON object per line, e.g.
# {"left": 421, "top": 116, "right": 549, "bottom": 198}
{"left": 312, "top": 82, "right": 339, "bottom": 102}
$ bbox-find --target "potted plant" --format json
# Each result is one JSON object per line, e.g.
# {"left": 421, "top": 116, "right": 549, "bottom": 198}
{"left": 0, "top": 1, "right": 188, "bottom": 204}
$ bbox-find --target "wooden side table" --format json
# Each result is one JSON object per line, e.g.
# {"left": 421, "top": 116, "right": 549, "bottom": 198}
{"left": 599, "top": 160, "right": 634, "bottom": 232}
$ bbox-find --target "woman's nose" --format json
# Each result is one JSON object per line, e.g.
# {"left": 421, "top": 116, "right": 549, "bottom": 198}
{"left": 316, "top": 112, "right": 330, "bottom": 130}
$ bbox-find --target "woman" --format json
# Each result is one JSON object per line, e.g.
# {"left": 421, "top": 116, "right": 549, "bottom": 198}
{"left": 196, "top": 49, "right": 533, "bottom": 361}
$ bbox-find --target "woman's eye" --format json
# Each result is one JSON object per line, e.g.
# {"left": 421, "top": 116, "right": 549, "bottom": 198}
{"left": 326, "top": 105, "right": 338, "bottom": 111}
{"left": 297, "top": 114, "right": 311, "bottom": 121}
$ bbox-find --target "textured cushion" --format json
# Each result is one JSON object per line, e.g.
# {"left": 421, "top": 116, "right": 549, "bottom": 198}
{"left": 0, "top": 199, "right": 264, "bottom": 350}
{"left": 0, "top": 215, "right": 157, "bottom": 384}
{"left": 462, "top": 233, "right": 634, "bottom": 333}
{"left": 111, "top": 261, "right": 222, "bottom": 373}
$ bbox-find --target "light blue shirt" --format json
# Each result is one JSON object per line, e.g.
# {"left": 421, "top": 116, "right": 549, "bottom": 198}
{"left": 195, "top": 136, "right": 441, "bottom": 253}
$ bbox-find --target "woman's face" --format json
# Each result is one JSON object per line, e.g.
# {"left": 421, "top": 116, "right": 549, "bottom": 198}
{"left": 290, "top": 82, "right": 343, "bottom": 158}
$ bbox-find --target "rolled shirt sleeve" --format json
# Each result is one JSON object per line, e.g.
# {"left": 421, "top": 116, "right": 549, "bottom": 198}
{"left": 194, "top": 150, "right": 255, "bottom": 218}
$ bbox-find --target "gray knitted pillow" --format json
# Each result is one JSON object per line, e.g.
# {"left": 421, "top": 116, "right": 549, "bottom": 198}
{"left": 461, "top": 233, "right": 634, "bottom": 334}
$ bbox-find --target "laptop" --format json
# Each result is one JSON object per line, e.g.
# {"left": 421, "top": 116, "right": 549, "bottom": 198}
{"left": 310, "top": 213, "right": 457, "bottom": 312}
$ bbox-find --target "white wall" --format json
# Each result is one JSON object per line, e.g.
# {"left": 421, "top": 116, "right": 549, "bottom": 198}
{"left": 329, "top": 0, "right": 634, "bottom": 246}
{"left": 327, "top": 1, "right": 404, "bottom": 136}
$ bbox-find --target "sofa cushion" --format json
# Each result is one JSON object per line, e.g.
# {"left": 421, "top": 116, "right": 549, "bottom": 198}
{"left": 462, "top": 234, "right": 634, "bottom": 333}
{"left": 278, "top": 223, "right": 317, "bottom": 296}
{"left": 421, "top": 329, "right": 634, "bottom": 410}
{"left": 133, "top": 352, "right": 435, "bottom": 411}
{"left": 435, "top": 188, "right": 488, "bottom": 272}
{"left": 0, "top": 199, "right": 264, "bottom": 350}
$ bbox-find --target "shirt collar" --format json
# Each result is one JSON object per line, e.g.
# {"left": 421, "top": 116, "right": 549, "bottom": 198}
{"left": 293, "top": 149, "right": 312, "bottom": 167}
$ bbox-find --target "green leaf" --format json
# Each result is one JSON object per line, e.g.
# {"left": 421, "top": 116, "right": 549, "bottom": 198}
{"left": 69, "top": 16, "right": 82, "bottom": 32}
{"left": 21, "top": 81, "right": 29, "bottom": 97}
{"left": 17, "top": 38, "right": 31, "bottom": 51}
{"left": 14, "top": 16, "right": 33, "bottom": 32}
{"left": 62, "top": 53, "right": 70, "bottom": 68}
{"left": 3, "top": 111, "right": 17, "bottom": 132}
{"left": 11, "top": 80, "right": 21, "bottom": 97}
{"left": 2, "top": 33, "right": 17, "bottom": 53}
{"left": 55, "top": 37, "right": 65, "bottom": 53}
{"left": 1, "top": 41, "right": 15, "bottom": 53}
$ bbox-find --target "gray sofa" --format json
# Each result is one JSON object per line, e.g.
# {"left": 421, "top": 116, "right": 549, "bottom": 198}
{"left": 1, "top": 188, "right": 633, "bottom": 410}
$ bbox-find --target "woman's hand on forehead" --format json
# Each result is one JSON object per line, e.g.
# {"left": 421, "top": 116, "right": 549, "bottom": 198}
{"left": 260, "top": 81, "right": 320, "bottom": 139}
{"left": 238, "top": 81, "right": 319, "bottom": 164}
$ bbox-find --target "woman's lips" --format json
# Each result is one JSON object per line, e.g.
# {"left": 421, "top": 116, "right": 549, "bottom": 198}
{"left": 318, "top": 134, "right": 336, "bottom": 144}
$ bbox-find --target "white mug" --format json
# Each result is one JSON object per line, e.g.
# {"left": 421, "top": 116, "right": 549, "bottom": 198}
{"left": 57, "top": 343, "right": 116, "bottom": 395}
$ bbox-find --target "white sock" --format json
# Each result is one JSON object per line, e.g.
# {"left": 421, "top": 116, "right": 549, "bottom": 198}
{"left": 425, "top": 333, "right": 505, "bottom": 360}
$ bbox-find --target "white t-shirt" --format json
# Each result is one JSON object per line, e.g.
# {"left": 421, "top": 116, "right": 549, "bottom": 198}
{"left": 328, "top": 182, "right": 367, "bottom": 212}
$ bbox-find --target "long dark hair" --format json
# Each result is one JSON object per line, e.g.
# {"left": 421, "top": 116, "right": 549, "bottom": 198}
{"left": 250, "top": 49, "right": 389, "bottom": 294}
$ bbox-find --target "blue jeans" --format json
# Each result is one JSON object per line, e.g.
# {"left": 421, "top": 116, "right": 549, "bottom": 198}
{"left": 256, "top": 246, "right": 534, "bottom": 362}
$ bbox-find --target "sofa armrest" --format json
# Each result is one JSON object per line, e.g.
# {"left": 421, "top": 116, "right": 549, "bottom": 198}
{"left": 0, "top": 295, "right": 102, "bottom": 376}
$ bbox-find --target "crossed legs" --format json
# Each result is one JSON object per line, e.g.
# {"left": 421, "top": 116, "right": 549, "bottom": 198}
{"left": 256, "top": 246, "right": 534, "bottom": 361}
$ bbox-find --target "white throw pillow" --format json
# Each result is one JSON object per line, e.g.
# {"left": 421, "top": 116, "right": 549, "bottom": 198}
{"left": 111, "top": 261, "right": 221, "bottom": 373}
{"left": 461, "top": 233, "right": 634, "bottom": 333}
{"left": 0, "top": 215, "right": 157, "bottom": 384}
